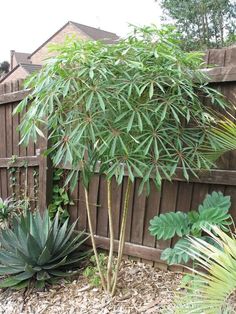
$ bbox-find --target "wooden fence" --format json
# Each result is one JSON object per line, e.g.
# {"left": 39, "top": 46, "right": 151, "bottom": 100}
{"left": 0, "top": 47, "right": 236, "bottom": 268}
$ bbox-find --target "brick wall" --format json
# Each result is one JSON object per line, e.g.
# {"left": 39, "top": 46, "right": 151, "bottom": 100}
{"left": 3, "top": 67, "right": 28, "bottom": 83}
{"left": 30, "top": 23, "right": 90, "bottom": 65}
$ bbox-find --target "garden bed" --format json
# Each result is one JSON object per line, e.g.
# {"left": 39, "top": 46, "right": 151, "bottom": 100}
{"left": 0, "top": 260, "right": 183, "bottom": 314}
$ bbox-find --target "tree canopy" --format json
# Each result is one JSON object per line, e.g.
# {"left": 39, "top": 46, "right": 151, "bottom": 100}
{"left": 160, "top": 0, "right": 236, "bottom": 50}
{"left": 16, "top": 26, "right": 234, "bottom": 193}
{"left": 0, "top": 61, "right": 10, "bottom": 75}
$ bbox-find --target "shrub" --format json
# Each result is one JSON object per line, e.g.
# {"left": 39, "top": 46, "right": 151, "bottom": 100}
{"left": 0, "top": 210, "right": 88, "bottom": 289}
{"left": 15, "top": 25, "right": 236, "bottom": 295}
{"left": 174, "top": 226, "right": 236, "bottom": 314}
{"left": 149, "top": 191, "right": 232, "bottom": 264}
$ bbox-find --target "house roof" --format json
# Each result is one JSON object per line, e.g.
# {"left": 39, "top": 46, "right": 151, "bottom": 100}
{"left": 21, "top": 63, "right": 42, "bottom": 74}
{"left": 71, "top": 21, "right": 119, "bottom": 44}
{"left": 29, "top": 21, "right": 119, "bottom": 58}
{"left": 14, "top": 52, "right": 31, "bottom": 64}
{"left": 0, "top": 63, "right": 41, "bottom": 83}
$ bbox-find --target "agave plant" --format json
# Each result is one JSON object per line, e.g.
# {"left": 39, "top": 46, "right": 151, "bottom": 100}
{"left": 174, "top": 226, "right": 236, "bottom": 314}
{"left": 0, "top": 210, "right": 88, "bottom": 289}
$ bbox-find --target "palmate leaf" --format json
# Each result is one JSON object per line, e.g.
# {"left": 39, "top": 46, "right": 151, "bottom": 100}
{"left": 174, "top": 226, "right": 236, "bottom": 314}
{"left": 149, "top": 212, "right": 190, "bottom": 240}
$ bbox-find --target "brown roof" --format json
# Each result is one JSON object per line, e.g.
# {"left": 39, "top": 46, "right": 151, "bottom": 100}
{"left": 71, "top": 21, "right": 119, "bottom": 44}
{"left": 29, "top": 21, "right": 119, "bottom": 58}
{"left": 14, "top": 52, "right": 31, "bottom": 64}
{"left": 21, "top": 63, "right": 42, "bottom": 74}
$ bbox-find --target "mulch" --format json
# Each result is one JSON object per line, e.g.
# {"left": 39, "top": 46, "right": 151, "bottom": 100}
{"left": 0, "top": 260, "right": 183, "bottom": 314}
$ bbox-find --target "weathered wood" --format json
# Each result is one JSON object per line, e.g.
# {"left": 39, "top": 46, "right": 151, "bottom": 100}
{"left": 0, "top": 89, "right": 30, "bottom": 105}
{"left": 88, "top": 174, "right": 100, "bottom": 232}
{"left": 59, "top": 163, "right": 236, "bottom": 186}
{"left": 142, "top": 181, "right": 161, "bottom": 248}
{"left": 38, "top": 136, "right": 53, "bottom": 214}
{"left": 78, "top": 175, "right": 87, "bottom": 231}
{"left": 0, "top": 156, "right": 39, "bottom": 167}
{"left": 203, "top": 66, "right": 236, "bottom": 83}
{"left": 110, "top": 177, "right": 122, "bottom": 239}
{"left": 97, "top": 175, "right": 108, "bottom": 237}
{"left": 130, "top": 178, "right": 146, "bottom": 245}
{"left": 85, "top": 234, "right": 163, "bottom": 263}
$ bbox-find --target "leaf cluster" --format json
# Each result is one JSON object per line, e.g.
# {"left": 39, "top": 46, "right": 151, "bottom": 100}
{"left": 0, "top": 210, "right": 88, "bottom": 289}
{"left": 48, "top": 169, "right": 72, "bottom": 221}
{"left": 83, "top": 253, "right": 107, "bottom": 287}
{"left": 149, "top": 191, "right": 232, "bottom": 264}
{"left": 174, "top": 226, "right": 236, "bottom": 313}
{"left": 15, "top": 26, "right": 234, "bottom": 193}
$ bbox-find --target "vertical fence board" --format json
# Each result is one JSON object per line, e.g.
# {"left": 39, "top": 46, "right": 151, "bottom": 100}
{"left": 130, "top": 178, "right": 147, "bottom": 245}
{"left": 96, "top": 175, "right": 108, "bottom": 237}
{"left": 88, "top": 174, "right": 100, "bottom": 233}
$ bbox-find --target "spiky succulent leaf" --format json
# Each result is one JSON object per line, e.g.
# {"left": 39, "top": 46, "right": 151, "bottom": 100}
{"left": 0, "top": 209, "right": 88, "bottom": 289}
{"left": 149, "top": 212, "right": 190, "bottom": 240}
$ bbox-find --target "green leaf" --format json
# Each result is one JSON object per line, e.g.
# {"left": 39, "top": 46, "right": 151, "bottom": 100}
{"left": 149, "top": 212, "right": 190, "bottom": 240}
{"left": 161, "top": 238, "right": 192, "bottom": 265}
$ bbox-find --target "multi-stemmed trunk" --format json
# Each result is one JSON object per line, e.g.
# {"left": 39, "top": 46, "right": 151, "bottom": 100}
{"left": 84, "top": 177, "right": 132, "bottom": 295}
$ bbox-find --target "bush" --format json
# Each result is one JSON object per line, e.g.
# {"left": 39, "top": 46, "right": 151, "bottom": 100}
{"left": 0, "top": 209, "right": 88, "bottom": 289}
{"left": 174, "top": 226, "right": 236, "bottom": 314}
{"left": 149, "top": 191, "right": 232, "bottom": 264}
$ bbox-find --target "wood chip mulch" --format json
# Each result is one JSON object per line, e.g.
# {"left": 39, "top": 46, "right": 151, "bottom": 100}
{"left": 0, "top": 260, "right": 183, "bottom": 314}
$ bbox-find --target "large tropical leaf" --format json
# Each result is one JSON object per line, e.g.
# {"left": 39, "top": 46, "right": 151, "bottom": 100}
{"left": 174, "top": 226, "right": 236, "bottom": 314}
{"left": 149, "top": 212, "right": 190, "bottom": 240}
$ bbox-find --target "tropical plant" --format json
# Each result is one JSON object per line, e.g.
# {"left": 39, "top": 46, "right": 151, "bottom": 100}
{"left": 149, "top": 191, "right": 232, "bottom": 264}
{"left": 15, "top": 26, "right": 236, "bottom": 295}
{"left": 0, "top": 209, "right": 88, "bottom": 289}
{"left": 174, "top": 226, "right": 236, "bottom": 314}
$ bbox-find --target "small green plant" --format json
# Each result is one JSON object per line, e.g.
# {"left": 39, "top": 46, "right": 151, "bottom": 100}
{"left": 174, "top": 226, "right": 236, "bottom": 314}
{"left": 0, "top": 209, "right": 88, "bottom": 289}
{"left": 149, "top": 191, "right": 232, "bottom": 265}
{"left": 0, "top": 197, "right": 17, "bottom": 228}
{"left": 48, "top": 169, "right": 73, "bottom": 221}
{"left": 83, "top": 253, "right": 107, "bottom": 287}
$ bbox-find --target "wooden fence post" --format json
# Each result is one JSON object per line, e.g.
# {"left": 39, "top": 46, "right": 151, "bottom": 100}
{"left": 37, "top": 134, "right": 53, "bottom": 214}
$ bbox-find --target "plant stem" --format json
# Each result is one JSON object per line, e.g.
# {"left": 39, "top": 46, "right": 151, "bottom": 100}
{"left": 106, "top": 179, "right": 114, "bottom": 292}
{"left": 111, "top": 177, "right": 131, "bottom": 296}
{"left": 84, "top": 187, "right": 106, "bottom": 291}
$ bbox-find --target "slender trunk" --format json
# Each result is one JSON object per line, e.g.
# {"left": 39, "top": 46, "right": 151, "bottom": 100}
{"left": 205, "top": 14, "right": 210, "bottom": 46}
{"left": 106, "top": 179, "right": 114, "bottom": 292}
{"left": 219, "top": 13, "right": 224, "bottom": 47}
{"left": 84, "top": 187, "right": 107, "bottom": 291}
{"left": 111, "top": 178, "right": 132, "bottom": 296}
